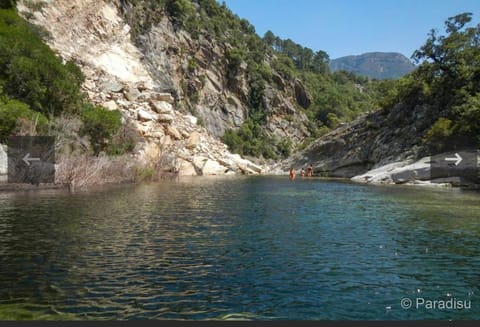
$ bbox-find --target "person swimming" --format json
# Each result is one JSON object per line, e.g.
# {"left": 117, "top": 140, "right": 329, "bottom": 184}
{"left": 301, "top": 168, "right": 305, "bottom": 177}
{"left": 307, "top": 164, "right": 313, "bottom": 177}
{"left": 289, "top": 166, "right": 296, "bottom": 180}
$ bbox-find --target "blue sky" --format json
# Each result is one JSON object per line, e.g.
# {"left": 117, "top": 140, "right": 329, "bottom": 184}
{"left": 221, "top": 0, "right": 480, "bottom": 59}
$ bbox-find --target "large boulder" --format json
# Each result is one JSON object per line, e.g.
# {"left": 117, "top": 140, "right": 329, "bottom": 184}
{"left": 157, "top": 114, "right": 174, "bottom": 123}
{"left": 124, "top": 86, "right": 141, "bottom": 101}
{"left": 165, "top": 125, "right": 182, "bottom": 140}
{"left": 186, "top": 131, "right": 201, "bottom": 149}
{"left": 352, "top": 156, "right": 431, "bottom": 185}
{"left": 137, "top": 109, "right": 155, "bottom": 122}
{"left": 151, "top": 92, "right": 175, "bottom": 104}
{"left": 101, "top": 80, "right": 124, "bottom": 93}
{"left": 102, "top": 100, "right": 118, "bottom": 111}
{"left": 183, "top": 115, "right": 198, "bottom": 126}
{"left": 150, "top": 100, "right": 173, "bottom": 114}
{"left": 202, "top": 159, "right": 227, "bottom": 175}
{"left": 177, "top": 158, "right": 198, "bottom": 176}
{"left": 227, "top": 153, "right": 263, "bottom": 174}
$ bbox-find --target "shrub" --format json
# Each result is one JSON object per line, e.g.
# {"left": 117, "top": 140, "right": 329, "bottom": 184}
{"left": 106, "top": 119, "right": 139, "bottom": 156}
{"left": 165, "top": 0, "right": 195, "bottom": 28}
{"left": 326, "top": 112, "right": 341, "bottom": 128}
{"left": 424, "top": 117, "right": 454, "bottom": 142}
{"left": 0, "top": 97, "right": 48, "bottom": 141}
{"left": 135, "top": 166, "right": 155, "bottom": 183}
{"left": 277, "top": 138, "right": 292, "bottom": 158}
{"left": 423, "top": 117, "right": 454, "bottom": 152}
{"left": 80, "top": 105, "right": 122, "bottom": 154}
{"left": 221, "top": 119, "right": 278, "bottom": 159}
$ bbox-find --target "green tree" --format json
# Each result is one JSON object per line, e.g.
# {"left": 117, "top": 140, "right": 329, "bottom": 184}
{"left": 165, "top": 0, "right": 194, "bottom": 28}
{"left": 411, "top": 12, "right": 480, "bottom": 106}
{"left": 263, "top": 30, "right": 275, "bottom": 47}
{"left": 81, "top": 105, "right": 122, "bottom": 154}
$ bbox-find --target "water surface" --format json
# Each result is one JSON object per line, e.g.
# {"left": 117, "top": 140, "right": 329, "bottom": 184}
{"left": 0, "top": 177, "right": 479, "bottom": 320}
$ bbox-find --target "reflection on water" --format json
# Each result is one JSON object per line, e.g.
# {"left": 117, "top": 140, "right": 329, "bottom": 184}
{"left": 0, "top": 177, "right": 479, "bottom": 320}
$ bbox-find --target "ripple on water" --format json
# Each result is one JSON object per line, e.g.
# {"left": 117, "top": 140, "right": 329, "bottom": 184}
{"left": 0, "top": 178, "right": 479, "bottom": 320}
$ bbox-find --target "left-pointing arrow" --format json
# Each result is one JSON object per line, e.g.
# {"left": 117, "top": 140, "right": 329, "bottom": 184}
{"left": 22, "top": 153, "right": 40, "bottom": 166}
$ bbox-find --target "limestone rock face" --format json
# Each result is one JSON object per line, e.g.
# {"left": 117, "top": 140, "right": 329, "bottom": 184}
{"left": 16, "top": 0, "right": 268, "bottom": 177}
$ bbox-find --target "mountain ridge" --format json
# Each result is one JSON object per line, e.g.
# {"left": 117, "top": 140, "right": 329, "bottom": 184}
{"left": 329, "top": 52, "right": 416, "bottom": 79}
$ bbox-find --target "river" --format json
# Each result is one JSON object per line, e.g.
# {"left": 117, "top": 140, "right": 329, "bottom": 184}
{"left": 0, "top": 176, "right": 479, "bottom": 320}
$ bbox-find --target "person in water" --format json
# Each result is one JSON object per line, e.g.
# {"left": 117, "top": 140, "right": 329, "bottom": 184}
{"left": 301, "top": 168, "right": 305, "bottom": 177}
{"left": 307, "top": 164, "right": 313, "bottom": 177}
{"left": 289, "top": 166, "right": 296, "bottom": 180}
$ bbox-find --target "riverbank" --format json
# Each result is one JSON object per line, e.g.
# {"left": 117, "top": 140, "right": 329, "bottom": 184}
{"left": 350, "top": 153, "right": 479, "bottom": 188}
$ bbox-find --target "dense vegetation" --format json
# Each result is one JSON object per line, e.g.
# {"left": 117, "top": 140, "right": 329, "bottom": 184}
{"left": 3, "top": 0, "right": 477, "bottom": 167}
{"left": 0, "top": 4, "right": 130, "bottom": 155}
{"left": 121, "top": 0, "right": 389, "bottom": 159}
{"left": 383, "top": 13, "right": 480, "bottom": 151}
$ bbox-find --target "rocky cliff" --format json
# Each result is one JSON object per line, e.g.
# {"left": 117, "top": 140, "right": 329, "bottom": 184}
{"left": 134, "top": 15, "right": 311, "bottom": 141}
{"left": 274, "top": 101, "right": 479, "bottom": 186}
{"left": 273, "top": 103, "right": 431, "bottom": 175}
{"left": 17, "top": 0, "right": 270, "bottom": 176}
{"left": 16, "top": 0, "right": 314, "bottom": 175}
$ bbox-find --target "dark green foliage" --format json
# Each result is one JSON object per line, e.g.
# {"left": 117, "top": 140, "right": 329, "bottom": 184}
{"left": 81, "top": 105, "right": 122, "bottom": 155}
{"left": 222, "top": 119, "right": 278, "bottom": 159}
{"left": 0, "top": 0, "right": 15, "bottom": 9}
{"left": 0, "top": 8, "right": 84, "bottom": 116}
{"left": 0, "top": 7, "right": 123, "bottom": 155}
{"left": 277, "top": 138, "right": 292, "bottom": 158}
{"left": 392, "top": 12, "right": 480, "bottom": 149}
{"left": 0, "top": 97, "right": 48, "bottom": 141}
{"left": 165, "top": 0, "right": 194, "bottom": 28}
{"left": 225, "top": 48, "right": 245, "bottom": 88}
{"left": 106, "top": 119, "right": 140, "bottom": 156}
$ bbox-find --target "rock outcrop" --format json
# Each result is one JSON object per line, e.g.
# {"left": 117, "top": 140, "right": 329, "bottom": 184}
{"left": 17, "top": 0, "right": 267, "bottom": 176}
{"left": 135, "top": 11, "right": 311, "bottom": 143}
{"left": 272, "top": 98, "right": 479, "bottom": 186}
{"left": 0, "top": 144, "right": 7, "bottom": 182}
{"left": 271, "top": 101, "right": 434, "bottom": 172}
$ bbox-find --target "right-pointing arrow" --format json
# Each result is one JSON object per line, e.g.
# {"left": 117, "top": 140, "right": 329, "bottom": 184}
{"left": 445, "top": 153, "right": 463, "bottom": 166}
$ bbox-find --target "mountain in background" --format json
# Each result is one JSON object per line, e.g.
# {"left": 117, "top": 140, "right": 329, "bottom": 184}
{"left": 329, "top": 52, "right": 416, "bottom": 79}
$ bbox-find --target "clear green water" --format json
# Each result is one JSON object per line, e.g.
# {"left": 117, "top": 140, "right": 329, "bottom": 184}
{"left": 0, "top": 176, "right": 479, "bottom": 320}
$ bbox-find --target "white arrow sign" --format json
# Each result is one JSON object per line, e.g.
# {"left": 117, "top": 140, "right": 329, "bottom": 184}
{"left": 445, "top": 153, "right": 463, "bottom": 166}
{"left": 22, "top": 153, "right": 40, "bottom": 166}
